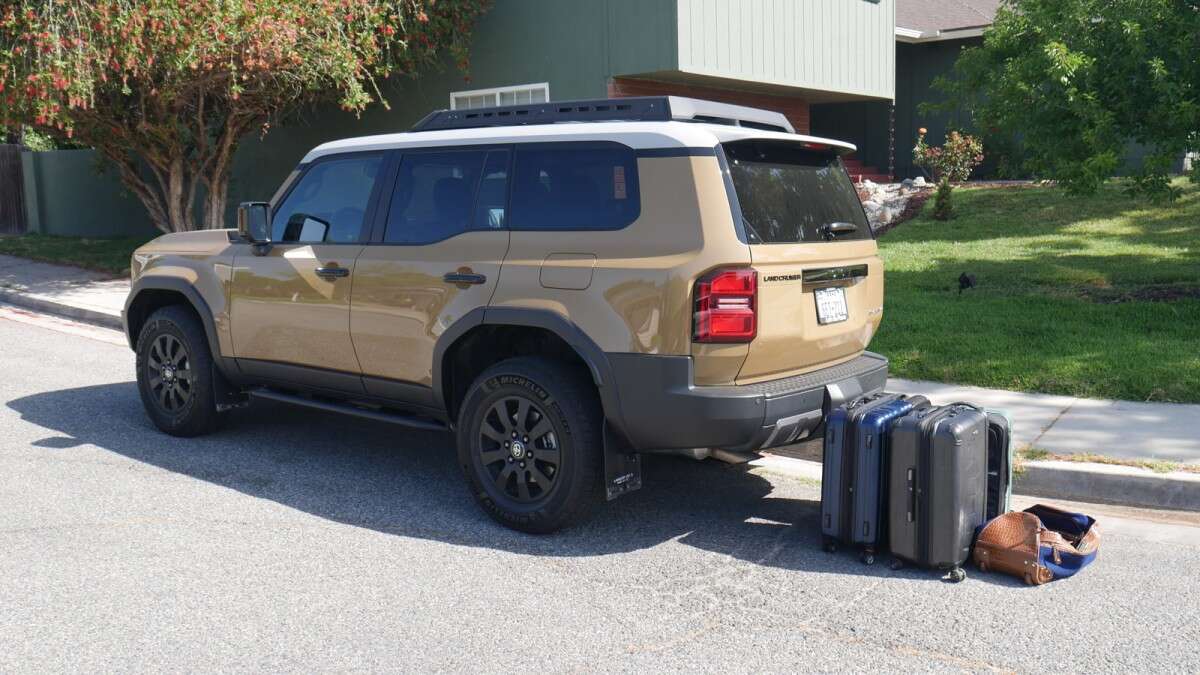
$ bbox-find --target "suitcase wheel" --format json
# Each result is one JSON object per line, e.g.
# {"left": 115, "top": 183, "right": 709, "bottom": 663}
{"left": 948, "top": 567, "right": 967, "bottom": 583}
{"left": 860, "top": 552, "right": 876, "bottom": 566}
{"left": 888, "top": 559, "right": 904, "bottom": 571}
{"left": 822, "top": 537, "right": 837, "bottom": 553}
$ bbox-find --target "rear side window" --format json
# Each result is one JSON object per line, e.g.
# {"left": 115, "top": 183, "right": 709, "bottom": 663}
{"left": 384, "top": 149, "right": 510, "bottom": 244}
{"left": 272, "top": 154, "right": 382, "bottom": 243}
{"left": 510, "top": 143, "right": 640, "bottom": 230}
{"left": 723, "top": 141, "right": 870, "bottom": 244}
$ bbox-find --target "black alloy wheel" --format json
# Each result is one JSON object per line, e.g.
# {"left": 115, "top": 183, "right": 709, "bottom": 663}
{"left": 146, "top": 333, "right": 194, "bottom": 413}
{"left": 477, "top": 395, "right": 562, "bottom": 504}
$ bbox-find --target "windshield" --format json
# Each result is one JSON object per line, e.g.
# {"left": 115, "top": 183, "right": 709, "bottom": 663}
{"left": 723, "top": 140, "right": 871, "bottom": 244}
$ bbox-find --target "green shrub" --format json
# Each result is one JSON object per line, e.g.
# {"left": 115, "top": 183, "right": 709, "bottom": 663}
{"left": 931, "top": 179, "right": 954, "bottom": 221}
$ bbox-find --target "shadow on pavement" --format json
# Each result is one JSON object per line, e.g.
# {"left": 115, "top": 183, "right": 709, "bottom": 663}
{"left": 8, "top": 381, "right": 1014, "bottom": 585}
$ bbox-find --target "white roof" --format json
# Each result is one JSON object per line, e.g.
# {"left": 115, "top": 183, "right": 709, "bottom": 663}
{"left": 301, "top": 121, "right": 856, "bottom": 163}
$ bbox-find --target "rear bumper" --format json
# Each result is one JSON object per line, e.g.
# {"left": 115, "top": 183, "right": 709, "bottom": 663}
{"left": 606, "top": 352, "right": 888, "bottom": 453}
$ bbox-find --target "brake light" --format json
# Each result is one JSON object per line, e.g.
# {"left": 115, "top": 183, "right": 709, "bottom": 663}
{"left": 694, "top": 267, "right": 757, "bottom": 343}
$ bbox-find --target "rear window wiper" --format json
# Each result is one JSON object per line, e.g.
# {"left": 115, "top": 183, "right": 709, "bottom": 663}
{"left": 820, "top": 221, "right": 858, "bottom": 240}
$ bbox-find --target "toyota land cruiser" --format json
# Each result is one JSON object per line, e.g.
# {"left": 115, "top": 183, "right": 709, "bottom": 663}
{"left": 124, "top": 96, "right": 887, "bottom": 533}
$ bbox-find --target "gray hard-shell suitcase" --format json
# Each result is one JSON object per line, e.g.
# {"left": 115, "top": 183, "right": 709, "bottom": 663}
{"left": 821, "top": 392, "right": 928, "bottom": 564}
{"left": 887, "top": 403, "right": 989, "bottom": 582}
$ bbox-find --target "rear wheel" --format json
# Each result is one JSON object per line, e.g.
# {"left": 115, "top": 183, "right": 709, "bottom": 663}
{"left": 456, "top": 357, "right": 603, "bottom": 533}
{"left": 135, "top": 305, "right": 221, "bottom": 437}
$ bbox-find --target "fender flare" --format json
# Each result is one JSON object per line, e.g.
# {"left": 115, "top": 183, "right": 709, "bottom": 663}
{"left": 432, "top": 307, "right": 626, "bottom": 436}
{"left": 123, "top": 276, "right": 238, "bottom": 380}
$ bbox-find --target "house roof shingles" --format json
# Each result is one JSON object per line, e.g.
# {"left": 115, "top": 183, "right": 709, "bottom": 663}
{"left": 896, "top": 0, "right": 1001, "bottom": 34}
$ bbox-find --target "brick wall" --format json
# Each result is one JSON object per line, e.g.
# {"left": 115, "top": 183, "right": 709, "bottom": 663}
{"left": 608, "top": 77, "right": 810, "bottom": 134}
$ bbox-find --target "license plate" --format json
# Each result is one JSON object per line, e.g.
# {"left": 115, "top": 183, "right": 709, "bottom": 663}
{"left": 814, "top": 287, "right": 849, "bottom": 325}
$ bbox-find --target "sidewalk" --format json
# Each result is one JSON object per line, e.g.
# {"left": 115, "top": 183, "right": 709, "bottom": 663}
{"left": 0, "top": 254, "right": 127, "bottom": 330}
{"left": 0, "top": 253, "right": 1196, "bottom": 509}
{"left": 887, "top": 378, "right": 1200, "bottom": 465}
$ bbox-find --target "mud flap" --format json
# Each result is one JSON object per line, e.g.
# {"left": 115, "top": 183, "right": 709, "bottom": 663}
{"left": 603, "top": 423, "right": 642, "bottom": 500}
{"left": 213, "top": 362, "right": 249, "bottom": 412}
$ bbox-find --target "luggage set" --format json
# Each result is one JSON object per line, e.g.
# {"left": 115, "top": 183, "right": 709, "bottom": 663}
{"left": 819, "top": 393, "right": 1097, "bottom": 583}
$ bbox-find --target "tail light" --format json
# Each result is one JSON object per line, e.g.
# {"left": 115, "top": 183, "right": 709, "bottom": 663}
{"left": 693, "top": 267, "right": 757, "bottom": 343}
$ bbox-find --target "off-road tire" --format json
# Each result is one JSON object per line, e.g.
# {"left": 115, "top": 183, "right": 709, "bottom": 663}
{"left": 457, "top": 356, "right": 604, "bottom": 534}
{"left": 135, "top": 305, "right": 221, "bottom": 437}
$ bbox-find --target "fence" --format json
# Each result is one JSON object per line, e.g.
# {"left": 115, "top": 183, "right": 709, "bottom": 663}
{"left": 20, "top": 149, "right": 157, "bottom": 238}
{"left": 0, "top": 144, "right": 26, "bottom": 234}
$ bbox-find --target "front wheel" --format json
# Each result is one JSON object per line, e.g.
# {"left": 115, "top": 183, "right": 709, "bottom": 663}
{"left": 135, "top": 305, "right": 221, "bottom": 437}
{"left": 456, "top": 357, "right": 604, "bottom": 534}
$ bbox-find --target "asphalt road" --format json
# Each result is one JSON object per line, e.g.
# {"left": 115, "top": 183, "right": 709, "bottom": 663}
{"left": 1, "top": 306, "right": 1198, "bottom": 673}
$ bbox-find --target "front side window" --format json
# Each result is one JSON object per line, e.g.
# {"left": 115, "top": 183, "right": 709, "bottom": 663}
{"left": 384, "top": 149, "right": 509, "bottom": 244}
{"left": 724, "top": 141, "right": 870, "bottom": 244}
{"left": 272, "top": 154, "right": 382, "bottom": 243}
{"left": 509, "top": 144, "right": 640, "bottom": 231}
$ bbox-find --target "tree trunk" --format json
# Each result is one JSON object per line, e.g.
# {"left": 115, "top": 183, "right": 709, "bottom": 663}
{"left": 200, "top": 116, "right": 249, "bottom": 230}
{"left": 106, "top": 151, "right": 197, "bottom": 234}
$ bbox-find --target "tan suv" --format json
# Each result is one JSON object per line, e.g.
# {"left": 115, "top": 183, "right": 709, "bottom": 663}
{"left": 123, "top": 97, "right": 887, "bottom": 532}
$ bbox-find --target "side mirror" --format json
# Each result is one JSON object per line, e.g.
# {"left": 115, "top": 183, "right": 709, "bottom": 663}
{"left": 237, "top": 202, "right": 272, "bottom": 244}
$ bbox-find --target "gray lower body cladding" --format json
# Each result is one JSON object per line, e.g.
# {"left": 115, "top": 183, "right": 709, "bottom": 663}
{"left": 606, "top": 352, "right": 888, "bottom": 453}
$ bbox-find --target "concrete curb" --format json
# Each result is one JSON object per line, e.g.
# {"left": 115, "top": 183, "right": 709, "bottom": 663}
{"left": 753, "top": 454, "right": 1200, "bottom": 513}
{"left": 0, "top": 289, "right": 123, "bottom": 331}
{"left": 1017, "top": 460, "right": 1200, "bottom": 512}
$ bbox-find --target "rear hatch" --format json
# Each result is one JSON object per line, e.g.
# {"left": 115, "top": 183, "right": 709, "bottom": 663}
{"left": 723, "top": 139, "right": 884, "bottom": 383}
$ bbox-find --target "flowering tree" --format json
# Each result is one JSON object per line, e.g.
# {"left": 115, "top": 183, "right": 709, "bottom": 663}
{"left": 913, "top": 128, "right": 985, "bottom": 220}
{"left": 0, "top": 0, "right": 490, "bottom": 233}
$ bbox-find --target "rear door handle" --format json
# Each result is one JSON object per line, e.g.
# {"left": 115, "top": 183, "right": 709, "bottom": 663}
{"left": 443, "top": 271, "right": 487, "bottom": 285}
{"left": 315, "top": 266, "right": 350, "bottom": 279}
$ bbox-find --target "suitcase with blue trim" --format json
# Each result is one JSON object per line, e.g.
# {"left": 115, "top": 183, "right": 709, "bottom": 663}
{"left": 820, "top": 392, "right": 928, "bottom": 564}
{"left": 985, "top": 410, "right": 1013, "bottom": 520}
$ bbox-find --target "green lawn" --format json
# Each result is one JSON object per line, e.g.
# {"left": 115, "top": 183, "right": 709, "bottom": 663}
{"left": 0, "top": 233, "right": 155, "bottom": 276}
{"left": 872, "top": 179, "right": 1200, "bottom": 403}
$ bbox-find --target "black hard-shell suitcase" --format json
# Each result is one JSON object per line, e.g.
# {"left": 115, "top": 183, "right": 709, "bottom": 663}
{"left": 820, "top": 392, "right": 928, "bottom": 563}
{"left": 985, "top": 411, "right": 1013, "bottom": 520}
{"left": 887, "top": 403, "right": 989, "bottom": 582}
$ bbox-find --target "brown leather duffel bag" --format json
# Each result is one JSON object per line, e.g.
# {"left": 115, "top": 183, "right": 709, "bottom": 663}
{"left": 973, "top": 504, "right": 1100, "bottom": 585}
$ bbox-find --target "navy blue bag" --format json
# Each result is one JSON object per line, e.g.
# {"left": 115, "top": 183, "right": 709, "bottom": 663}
{"left": 1024, "top": 504, "right": 1099, "bottom": 579}
{"left": 974, "top": 504, "right": 1100, "bottom": 585}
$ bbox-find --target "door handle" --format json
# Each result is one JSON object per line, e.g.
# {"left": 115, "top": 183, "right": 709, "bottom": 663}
{"left": 315, "top": 266, "right": 350, "bottom": 280}
{"left": 443, "top": 271, "right": 487, "bottom": 285}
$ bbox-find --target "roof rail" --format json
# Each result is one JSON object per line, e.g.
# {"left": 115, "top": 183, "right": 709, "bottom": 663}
{"left": 410, "top": 96, "right": 794, "bottom": 134}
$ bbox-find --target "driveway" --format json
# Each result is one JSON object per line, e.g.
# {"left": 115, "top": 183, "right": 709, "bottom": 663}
{"left": 1, "top": 308, "right": 1197, "bottom": 672}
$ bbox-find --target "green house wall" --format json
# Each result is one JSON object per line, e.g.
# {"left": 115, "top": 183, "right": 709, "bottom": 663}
{"left": 223, "top": 0, "right": 679, "bottom": 223}
{"left": 811, "top": 39, "right": 977, "bottom": 180}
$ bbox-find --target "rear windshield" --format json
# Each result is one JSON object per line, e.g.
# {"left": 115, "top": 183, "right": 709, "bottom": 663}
{"left": 723, "top": 140, "right": 871, "bottom": 244}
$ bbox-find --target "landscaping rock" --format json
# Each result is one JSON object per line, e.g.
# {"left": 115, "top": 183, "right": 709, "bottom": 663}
{"left": 856, "top": 180, "right": 931, "bottom": 230}
{"left": 912, "top": 176, "right": 927, "bottom": 187}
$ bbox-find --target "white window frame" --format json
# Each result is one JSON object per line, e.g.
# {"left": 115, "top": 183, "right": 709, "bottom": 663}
{"left": 450, "top": 82, "right": 550, "bottom": 110}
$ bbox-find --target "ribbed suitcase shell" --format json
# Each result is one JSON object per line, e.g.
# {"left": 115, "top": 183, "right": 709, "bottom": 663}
{"left": 887, "top": 403, "right": 988, "bottom": 574}
{"left": 821, "top": 393, "right": 925, "bottom": 557}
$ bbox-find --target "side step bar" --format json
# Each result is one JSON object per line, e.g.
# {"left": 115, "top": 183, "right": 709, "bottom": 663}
{"left": 247, "top": 388, "right": 448, "bottom": 432}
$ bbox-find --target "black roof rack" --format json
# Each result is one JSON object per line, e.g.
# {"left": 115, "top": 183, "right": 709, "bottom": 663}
{"left": 410, "top": 97, "right": 673, "bottom": 132}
